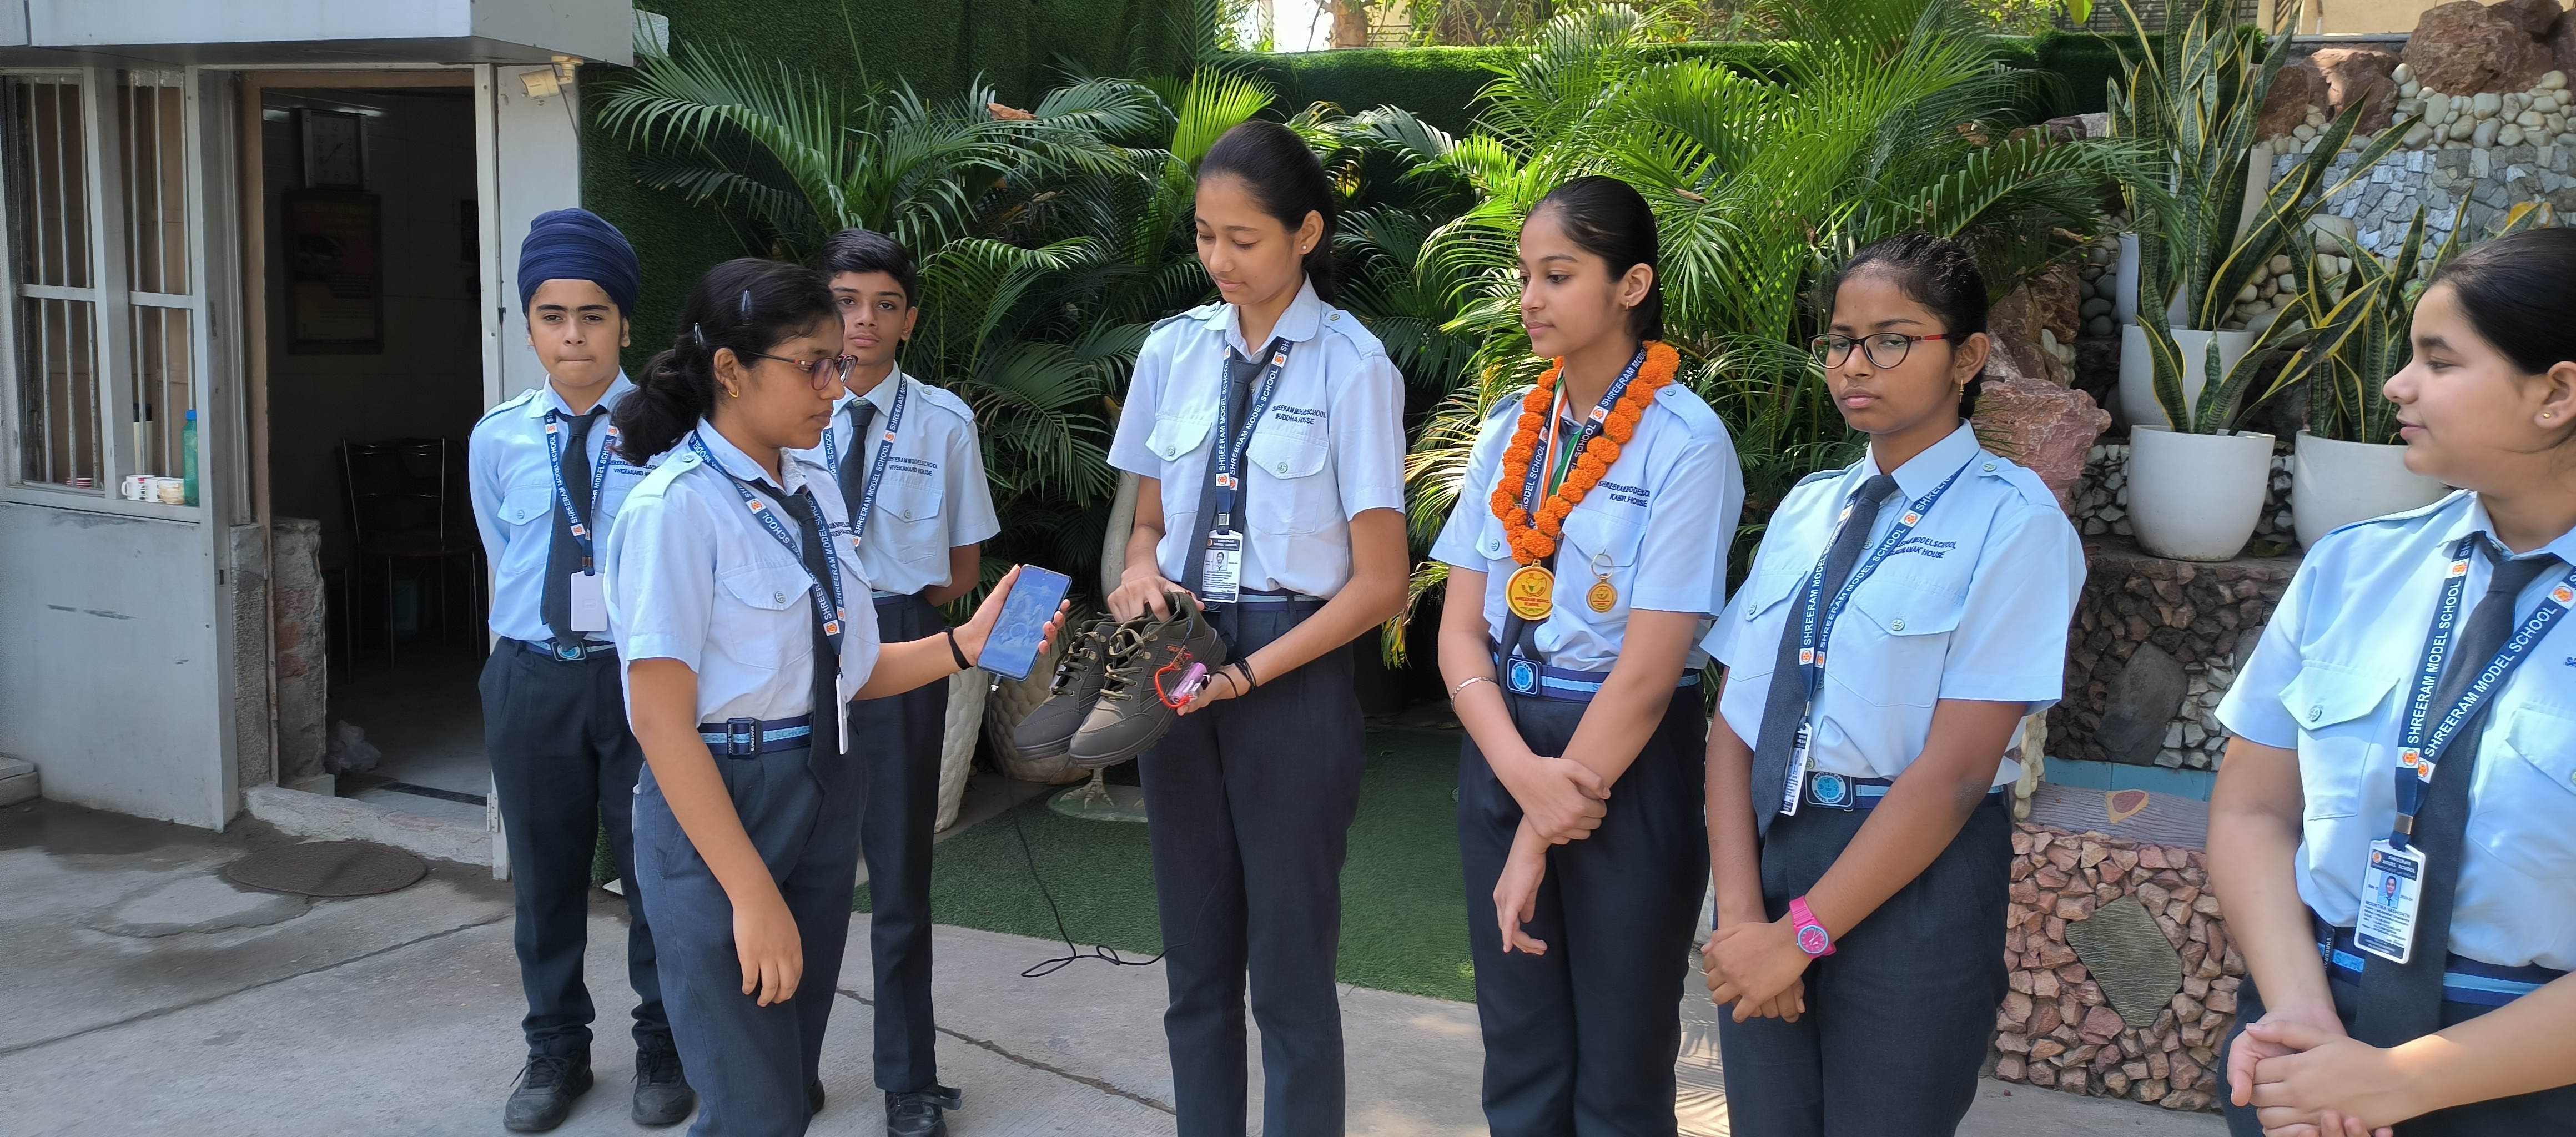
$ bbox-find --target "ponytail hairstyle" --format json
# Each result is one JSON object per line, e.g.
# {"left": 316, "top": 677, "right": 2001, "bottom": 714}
{"left": 1530, "top": 175, "right": 1664, "bottom": 343}
{"left": 1833, "top": 230, "right": 1990, "bottom": 418}
{"left": 613, "top": 257, "right": 837, "bottom": 464}
{"left": 1196, "top": 120, "right": 1337, "bottom": 304}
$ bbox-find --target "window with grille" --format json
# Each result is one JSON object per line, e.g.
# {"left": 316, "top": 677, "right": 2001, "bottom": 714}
{"left": 3, "top": 68, "right": 204, "bottom": 504}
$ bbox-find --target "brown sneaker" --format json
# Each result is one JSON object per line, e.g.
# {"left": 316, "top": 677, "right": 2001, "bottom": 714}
{"left": 1067, "top": 593, "right": 1228, "bottom": 769}
{"left": 1012, "top": 619, "right": 1118, "bottom": 759}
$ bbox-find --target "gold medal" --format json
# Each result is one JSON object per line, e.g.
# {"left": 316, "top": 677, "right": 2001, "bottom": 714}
{"left": 1586, "top": 552, "right": 1617, "bottom": 613}
{"left": 1505, "top": 564, "right": 1555, "bottom": 620}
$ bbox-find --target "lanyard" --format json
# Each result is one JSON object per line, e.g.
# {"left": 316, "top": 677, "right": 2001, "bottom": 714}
{"left": 818, "top": 377, "right": 909, "bottom": 547}
{"left": 686, "top": 433, "right": 848, "bottom": 648}
{"left": 1211, "top": 338, "right": 1292, "bottom": 530}
{"left": 1793, "top": 460, "right": 1975, "bottom": 706}
{"left": 1512, "top": 347, "right": 1648, "bottom": 523}
{"left": 543, "top": 411, "right": 620, "bottom": 571}
{"left": 2388, "top": 535, "right": 2576, "bottom": 846}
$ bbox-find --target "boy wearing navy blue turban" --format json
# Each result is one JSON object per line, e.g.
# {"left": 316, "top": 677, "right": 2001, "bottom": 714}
{"left": 468, "top": 208, "right": 695, "bottom": 1131}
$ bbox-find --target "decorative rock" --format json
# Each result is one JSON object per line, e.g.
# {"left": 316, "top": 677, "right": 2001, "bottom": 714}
{"left": 2259, "top": 62, "right": 2330, "bottom": 139}
{"left": 1970, "top": 375, "right": 2107, "bottom": 512}
{"left": 2475, "top": 91, "right": 2505, "bottom": 118}
{"left": 2311, "top": 47, "right": 2403, "bottom": 133}
{"left": 2477, "top": 118, "right": 2504, "bottom": 148}
{"left": 2407, "top": 1, "right": 2560, "bottom": 97}
{"left": 2502, "top": 123, "right": 2527, "bottom": 147}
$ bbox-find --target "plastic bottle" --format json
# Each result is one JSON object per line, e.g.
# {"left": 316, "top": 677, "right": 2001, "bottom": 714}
{"left": 182, "top": 409, "right": 199, "bottom": 506}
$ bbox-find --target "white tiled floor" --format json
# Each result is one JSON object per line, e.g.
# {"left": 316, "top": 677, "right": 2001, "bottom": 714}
{"left": 333, "top": 641, "right": 491, "bottom": 826}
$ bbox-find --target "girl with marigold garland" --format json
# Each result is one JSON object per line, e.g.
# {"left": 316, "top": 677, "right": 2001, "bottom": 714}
{"left": 1430, "top": 175, "right": 1744, "bottom": 1135}
{"left": 1700, "top": 231, "right": 2083, "bottom": 1137}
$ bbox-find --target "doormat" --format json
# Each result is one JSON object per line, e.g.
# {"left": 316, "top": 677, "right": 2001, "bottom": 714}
{"left": 223, "top": 839, "right": 426, "bottom": 898}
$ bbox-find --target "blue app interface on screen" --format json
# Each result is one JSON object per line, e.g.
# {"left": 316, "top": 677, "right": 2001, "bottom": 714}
{"left": 978, "top": 567, "right": 1070, "bottom": 681}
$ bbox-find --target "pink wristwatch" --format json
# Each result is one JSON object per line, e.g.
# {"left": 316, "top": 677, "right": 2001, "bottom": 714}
{"left": 1788, "top": 896, "right": 1836, "bottom": 958}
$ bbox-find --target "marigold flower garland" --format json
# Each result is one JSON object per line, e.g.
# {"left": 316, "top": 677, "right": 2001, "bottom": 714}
{"left": 1490, "top": 340, "right": 1679, "bottom": 563}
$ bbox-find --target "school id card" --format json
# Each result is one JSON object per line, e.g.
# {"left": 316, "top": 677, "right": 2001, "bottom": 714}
{"left": 568, "top": 571, "right": 608, "bottom": 632}
{"left": 1778, "top": 722, "right": 1814, "bottom": 817}
{"left": 1199, "top": 529, "right": 1244, "bottom": 605}
{"left": 2355, "top": 840, "right": 2427, "bottom": 965}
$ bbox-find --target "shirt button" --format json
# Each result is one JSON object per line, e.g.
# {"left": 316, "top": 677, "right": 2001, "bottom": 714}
{"left": 1890, "top": 618, "right": 1906, "bottom": 632}
{"left": 1276, "top": 462, "right": 1290, "bottom": 474}
{"left": 2307, "top": 703, "right": 2325, "bottom": 723}
{"left": 1982, "top": 461, "right": 1997, "bottom": 472}
{"left": 774, "top": 591, "right": 787, "bottom": 604}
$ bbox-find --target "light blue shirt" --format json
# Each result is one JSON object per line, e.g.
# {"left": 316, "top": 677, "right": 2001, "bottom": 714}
{"left": 1707, "top": 422, "right": 2084, "bottom": 787}
{"left": 2216, "top": 490, "right": 2576, "bottom": 970}
{"left": 468, "top": 375, "right": 652, "bottom": 645}
{"left": 1430, "top": 375, "right": 1743, "bottom": 672}
{"left": 787, "top": 368, "right": 1002, "bottom": 596}
{"left": 1108, "top": 279, "right": 1408, "bottom": 600}
{"left": 603, "top": 422, "right": 882, "bottom": 739}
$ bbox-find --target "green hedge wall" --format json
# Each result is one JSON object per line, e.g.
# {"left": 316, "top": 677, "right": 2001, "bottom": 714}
{"left": 586, "top": 0, "right": 1199, "bottom": 371}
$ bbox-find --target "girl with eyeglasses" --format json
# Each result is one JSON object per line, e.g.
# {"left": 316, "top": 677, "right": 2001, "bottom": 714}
{"left": 602, "top": 258, "right": 1060, "bottom": 1136}
{"left": 1431, "top": 175, "right": 1743, "bottom": 1135}
{"left": 1700, "top": 231, "right": 2083, "bottom": 1136}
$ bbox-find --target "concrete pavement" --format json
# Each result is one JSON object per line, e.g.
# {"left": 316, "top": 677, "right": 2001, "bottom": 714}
{"left": 0, "top": 798, "right": 2223, "bottom": 1135}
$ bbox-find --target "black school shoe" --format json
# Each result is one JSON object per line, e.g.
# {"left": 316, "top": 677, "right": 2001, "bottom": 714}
{"left": 1012, "top": 619, "right": 1118, "bottom": 758}
{"left": 884, "top": 1084, "right": 963, "bottom": 1136}
{"left": 503, "top": 1053, "right": 592, "bottom": 1132}
{"left": 631, "top": 1040, "right": 696, "bottom": 1126}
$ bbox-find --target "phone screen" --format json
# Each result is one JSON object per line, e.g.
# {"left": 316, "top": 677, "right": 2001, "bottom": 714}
{"left": 975, "top": 566, "right": 1072, "bottom": 682}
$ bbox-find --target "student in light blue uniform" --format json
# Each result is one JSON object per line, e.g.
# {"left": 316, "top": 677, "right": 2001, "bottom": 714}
{"left": 466, "top": 208, "right": 691, "bottom": 1131}
{"left": 1431, "top": 176, "right": 1740, "bottom": 1136}
{"left": 1105, "top": 121, "right": 1410, "bottom": 1137}
{"left": 602, "top": 258, "right": 1058, "bottom": 1137}
{"left": 786, "top": 230, "right": 998, "bottom": 1137}
{"left": 2210, "top": 228, "right": 2576, "bottom": 1137}
{"left": 1702, "top": 232, "right": 2084, "bottom": 1137}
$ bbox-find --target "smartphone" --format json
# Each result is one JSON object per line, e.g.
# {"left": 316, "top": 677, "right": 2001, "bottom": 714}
{"left": 974, "top": 566, "right": 1072, "bottom": 682}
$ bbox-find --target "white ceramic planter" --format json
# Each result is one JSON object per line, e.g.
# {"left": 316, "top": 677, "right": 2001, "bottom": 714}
{"left": 2127, "top": 426, "right": 2276, "bottom": 561}
{"left": 2291, "top": 430, "right": 2451, "bottom": 549}
{"left": 2118, "top": 324, "right": 2255, "bottom": 430}
{"left": 2115, "top": 233, "right": 2139, "bottom": 323}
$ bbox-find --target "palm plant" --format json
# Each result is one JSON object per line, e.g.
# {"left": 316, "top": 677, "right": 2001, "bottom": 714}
{"left": 2110, "top": 0, "right": 2413, "bottom": 433}
{"left": 1376, "top": 1, "right": 2136, "bottom": 602}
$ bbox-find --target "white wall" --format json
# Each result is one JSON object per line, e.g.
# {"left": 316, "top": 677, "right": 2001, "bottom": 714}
{"left": 484, "top": 66, "right": 588, "bottom": 407}
{"left": 23, "top": 0, "right": 633, "bottom": 64}
{"left": 0, "top": 503, "right": 227, "bottom": 827}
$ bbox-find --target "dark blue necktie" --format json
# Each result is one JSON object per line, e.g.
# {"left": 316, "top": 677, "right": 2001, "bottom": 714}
{"left": 539, "top": 407, "right": 604, "bottom": 646}
{"left": 1748, "top": 473, "right": 1899, "bottom": 839}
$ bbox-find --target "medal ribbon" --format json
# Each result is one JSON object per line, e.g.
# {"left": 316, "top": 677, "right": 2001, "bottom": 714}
{"left": 2388, "top": 535, "right": 2576, "bottom": 847}
{"left": 1212, "top": 338, "right": 1293, "bottom": 530}
{"left": 544, "top": 410, "right": 621, "bottom": 572}
{"left": 817, "top": 376, "right": 909, "bottom": 547}
{"left": 686, "top": 432, "right": 850, "bottom": 649}
{"left": 1792, "top": 459, "right": 1975, "bottom": 709}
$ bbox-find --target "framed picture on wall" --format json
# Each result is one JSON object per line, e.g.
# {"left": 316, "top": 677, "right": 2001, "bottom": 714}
{"left": 283, "top": 190, "right": 383, "bottom": 354}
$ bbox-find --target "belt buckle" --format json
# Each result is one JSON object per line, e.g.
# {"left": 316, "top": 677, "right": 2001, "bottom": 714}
{"left": 721, "top": 717, "right": 759, "bottom": 758}
{"left": 1805, "top": 772, "right": 1858, "bottom": 811}
{"left": 552, "top": 640, "right": 587, "bottom": 662}
{"left": 1505, "top": 657, "right": 1540, "bottom": 696}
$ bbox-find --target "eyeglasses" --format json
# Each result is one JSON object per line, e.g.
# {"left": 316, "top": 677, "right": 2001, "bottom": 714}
{"left": 742, "top": 351, "right": 857, "bottom": 389}
{"left": 1808, "top": 332, "right": 1955, "bottom": 369}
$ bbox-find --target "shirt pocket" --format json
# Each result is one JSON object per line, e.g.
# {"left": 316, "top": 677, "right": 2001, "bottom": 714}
{"left": 873, "top": 466, "right": 948, "bottom": 567}
{"left": 1559, "top": 503, "right": 1644, "bottom": 623}
{"left": 2473, "top": 701, "right": 2576, "bottom": 881}
{"left": 599, "top": 462, "right": 650, "bottom": 520}
{"left": 1834, "top": 574, "right": 1969, "bottom": 708}
{"left": 1246, "top": 425, "right": 1332, "bottom": 536}
{"left": 499, "top": 481, "right": 555, "bottom": 531}
{"left": 714, "top": 558, "right": 816, "bottom": 675}
{"left": 2278, "top": 660, "right": 2400, "bottom": 823}
{"left": 1145, "top": 414, "right": 1214, "bottom": 465}
{"left": 1722, "top": 565, "right": 1807, "bottom": 680}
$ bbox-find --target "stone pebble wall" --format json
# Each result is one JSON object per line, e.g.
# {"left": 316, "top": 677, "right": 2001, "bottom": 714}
{"left": 1994, "top": 826, "right": 2243, "bottom": 1111}
{"left": 2051, "top": 541, "right": 2297, "bottom": 772}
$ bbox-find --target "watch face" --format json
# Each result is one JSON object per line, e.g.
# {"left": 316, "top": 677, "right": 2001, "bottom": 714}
{"left": 1797, "top": 923, "right": 1832, "bottom": 955}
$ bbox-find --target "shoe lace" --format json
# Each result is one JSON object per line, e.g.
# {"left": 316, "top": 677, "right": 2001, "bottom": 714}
{"left": 517, "top": 1054, "right": 575, "bottom": 1090}
{"left": 1093, "top": 625, "right": 1155, "bottom": 702}
{"left": 636, "top": 1047, "right": 683, "bottom": 1084}
{"left": 1048, "top": 625, "right": 1106, "bottom": 693}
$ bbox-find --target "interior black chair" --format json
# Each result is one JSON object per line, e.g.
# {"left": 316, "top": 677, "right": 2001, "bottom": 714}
{"left": 339, "top": 438, "right": 480, "bottom": 666}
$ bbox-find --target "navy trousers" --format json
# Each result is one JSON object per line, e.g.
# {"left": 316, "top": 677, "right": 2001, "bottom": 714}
{"left": 2224, "top": 976, "right": 2576, "bottom": 1135}
{"left": 851, "top": 592, "right": 948, "bottom": 1094}
{"left": 1138, "top": 602, "right": 1365, "bottom": 1137}
{"left": 1458, "top": 686, "right": 1710, "bottom": 1137}
{"left": 1714, "top": 795, "right": 2013, "bottom": 1137}
{"left": 481, "top": 643, "right": 667, "bottom": 1057}
{"left": 633, "top": 736, "right": 865, "bottom": 1137}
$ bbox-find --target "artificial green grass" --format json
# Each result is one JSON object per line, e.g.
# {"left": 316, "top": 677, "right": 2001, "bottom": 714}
{"left": 858, "top": 727, "right": 1476, "bottom": 1002}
